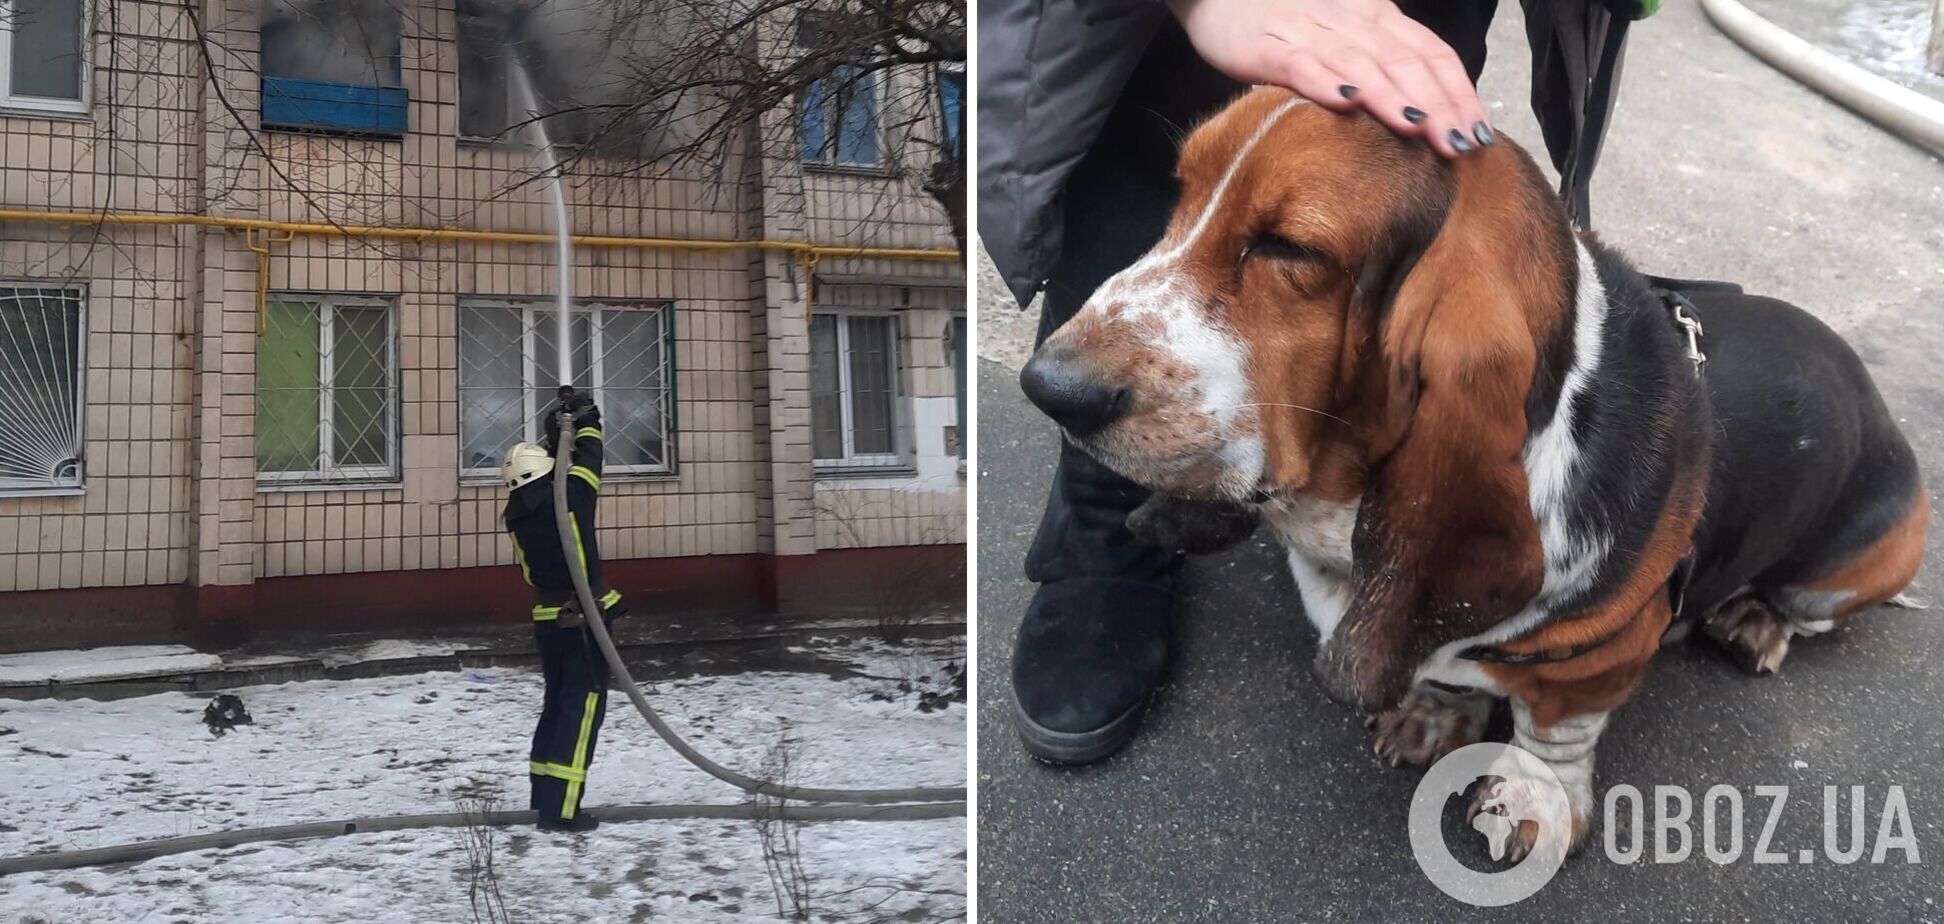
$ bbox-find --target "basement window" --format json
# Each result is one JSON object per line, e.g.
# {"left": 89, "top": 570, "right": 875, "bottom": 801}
{"left": 0, "top": 283, "right": 85, "bottom": 494}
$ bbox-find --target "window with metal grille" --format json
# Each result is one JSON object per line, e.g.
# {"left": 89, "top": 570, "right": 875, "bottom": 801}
{"left": 0, "top": 283, "right": 85, "bottom": 493}
{"left": 457, "top": 299, "right": 675, "bottom": 478}
{"left": 810, "top": 312, "right": 905, "bottom": 471}
{"left": 255, "top": 295, "right": 399, "bottom": 485}
{"left": 1, "top": 0, "right": 88, "bottom": 113}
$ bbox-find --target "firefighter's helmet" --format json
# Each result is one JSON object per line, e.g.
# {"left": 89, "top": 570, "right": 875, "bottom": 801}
{"left": 501, "top": 442, "right": 554, "bottom": 489}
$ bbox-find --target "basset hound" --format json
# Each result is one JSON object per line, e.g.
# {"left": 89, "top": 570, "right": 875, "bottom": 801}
{"left": 1019, "top": 87, "right": 1929, "bottom": 857}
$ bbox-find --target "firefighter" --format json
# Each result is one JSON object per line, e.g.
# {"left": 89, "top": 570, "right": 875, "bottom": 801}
{"left": 501, "top": 392, "right": 626, "bottom": 832}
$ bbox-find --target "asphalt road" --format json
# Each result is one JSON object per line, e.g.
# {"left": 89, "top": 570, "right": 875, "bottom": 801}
{"left": 974, "top": 0, "right": 1944, "bottom": 920}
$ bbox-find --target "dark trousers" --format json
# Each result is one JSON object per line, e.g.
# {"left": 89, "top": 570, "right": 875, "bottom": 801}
{"left": 530, "top": 621, "right": 611, "bottom": 821}
{"left": 1025, "top": 7, "right": 1503, "bottom": 583}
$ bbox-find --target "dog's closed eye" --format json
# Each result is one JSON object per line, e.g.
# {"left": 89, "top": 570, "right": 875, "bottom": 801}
{"left": 1241, "top": 232, "right": 1324, "bottom": 264}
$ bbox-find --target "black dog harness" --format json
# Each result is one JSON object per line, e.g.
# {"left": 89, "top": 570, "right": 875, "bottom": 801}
{"left": 1455, "top": 283, "right": 1720, "bottom": 666}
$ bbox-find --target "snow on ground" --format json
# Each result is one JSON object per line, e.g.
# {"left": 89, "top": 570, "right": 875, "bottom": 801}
{"left": 0, "top": 636, "right": 965, "bottom": 922}
{"left": 1750, "top": 0, "right": 1944, "bottom": 100}
{"left": 315, "top": 637, "right": 473, "bottom": 667}
{"left": 0, "top": 646, "right": 223, "bottom": 685}
{"left": 1834, "top": 0, "right": 1944, "bottom": 91}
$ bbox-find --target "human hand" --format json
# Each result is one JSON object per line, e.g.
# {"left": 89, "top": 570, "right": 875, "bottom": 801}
{"left": 543, "top": 394, "right": 600, "bottom": 449}
{"left": 566, "top": 393, "right": 601, "bottom": 430}
{"left": 1167, "top": 0, "right": 1492, "bottom": 157}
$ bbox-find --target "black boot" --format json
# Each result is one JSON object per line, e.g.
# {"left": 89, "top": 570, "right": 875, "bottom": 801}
{"left": 1013, "top": 443, "right": 1178, "bottom": 764}
{"left": 1006, "top": 25, "right": 1230, "bottom": 765}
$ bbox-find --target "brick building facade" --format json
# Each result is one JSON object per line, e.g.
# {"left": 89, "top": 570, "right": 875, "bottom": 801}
{"left": 0, "top": 0, "right": 966, "bottom": 651}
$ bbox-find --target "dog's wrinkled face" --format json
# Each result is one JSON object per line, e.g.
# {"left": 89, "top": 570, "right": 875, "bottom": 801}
{"left": 1027, "top": 88, "right": 1578, "bottom": 712}
{"left": 1021, "top": 91, "right": 1449, "bottom": 502}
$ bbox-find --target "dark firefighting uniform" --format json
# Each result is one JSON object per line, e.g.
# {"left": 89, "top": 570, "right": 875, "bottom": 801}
{"left": 502, "top": 417, "right": 625, "bottom": 824}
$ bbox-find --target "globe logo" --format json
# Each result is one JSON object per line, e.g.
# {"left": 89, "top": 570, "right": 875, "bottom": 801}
{"left": 1408, "top": 742, "right": 1573, "bottom": 906}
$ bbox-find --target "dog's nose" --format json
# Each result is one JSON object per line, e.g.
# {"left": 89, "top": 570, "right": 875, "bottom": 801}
{"left": 1019, "top": 348, "right": 1130, "bottom": 437}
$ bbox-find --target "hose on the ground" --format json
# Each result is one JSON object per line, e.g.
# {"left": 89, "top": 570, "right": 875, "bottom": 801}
{"left": 0, "top": 802, "right": 965, "bottom": 876}
{"left": 1699, "top": 0, "right": 1944, "bottom": 157}
{"left": 548, "top": 411, "right": 966, "bottom": 805}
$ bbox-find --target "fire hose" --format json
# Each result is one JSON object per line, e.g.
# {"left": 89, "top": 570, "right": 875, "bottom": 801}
{"left": 545, "top": 398, "right": 964, "bottom": 806}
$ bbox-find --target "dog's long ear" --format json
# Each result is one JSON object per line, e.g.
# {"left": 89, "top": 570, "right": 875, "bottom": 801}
{"left": 1318, "top": 152, "right": 1561, "bottom": 711}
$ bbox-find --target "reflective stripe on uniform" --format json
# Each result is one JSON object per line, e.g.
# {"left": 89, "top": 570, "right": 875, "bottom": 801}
{"left": 569, "top": 465, "right": 600, "bottom": 491}
{"left": 570, "top": 512, "right": 589, "bottom": 576}
{"left": 575, "top": 427, "right": 602, "bottom": 440}
{"left": 562, "top": 691, "right": 600, "bottom": 819}
{"left": 529, "top": 760, "right": 585, "bottom": 782}
{"left": 510, "top": 535, "right": 533, "bottom": 586}
{"left": 533, "top": 604, "right": 561, "bottom": 621}
{"left": 600, "top": 589, "right": 621, "bottom": 608}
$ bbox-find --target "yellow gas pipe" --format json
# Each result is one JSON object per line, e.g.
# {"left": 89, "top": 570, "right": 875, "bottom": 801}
{"left": 0, "top": 208, "right": 959, "bottom": 323}
{"left": 241, "top": 227, "right": 296, "bottom": 333}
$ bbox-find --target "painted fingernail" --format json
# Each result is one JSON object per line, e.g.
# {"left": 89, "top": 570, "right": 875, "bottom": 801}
{"left": 1402, "top": 106, "right": 1426, "bottom": 124}
{"left": 1449, "top": 129, "right": 1473, "bottom": 152}
{"left": 1474, "top": 121, "right": 1495, "bottom": 146}
{"left": 1339, "top": 84, "right": 1358, "bottom": 100}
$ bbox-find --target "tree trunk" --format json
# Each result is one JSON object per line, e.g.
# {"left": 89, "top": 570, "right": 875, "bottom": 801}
{"left": 1931, "top": 0, "right": 1944, "bottom": 76}
{"left": 926, "top": 162, "right": 966, "bottom": 258}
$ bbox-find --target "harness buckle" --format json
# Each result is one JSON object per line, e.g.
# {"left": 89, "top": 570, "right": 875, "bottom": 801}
{"left": 1671, "top": 302, "right": 1706, "bottom": 372}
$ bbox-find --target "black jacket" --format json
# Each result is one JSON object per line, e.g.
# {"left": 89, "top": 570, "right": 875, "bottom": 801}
{"left": 978, "top": 0, "right": 1168, "bottom": 307}
{"left": 503, "top": 425, "right": 611, "bottom": 619}
{"left": 977, "top": 0, "right": 1638, "bottom": 306}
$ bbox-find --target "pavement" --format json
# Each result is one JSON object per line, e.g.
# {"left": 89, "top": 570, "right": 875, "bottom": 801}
{"left": 974, "top": 0, "right": 1944, "bottom": 920}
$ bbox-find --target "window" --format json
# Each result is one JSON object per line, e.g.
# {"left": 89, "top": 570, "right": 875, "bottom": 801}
{"left": 0, "top": 0, "right": 87, "bottom": 113}
{"left": 259, "top": 0, "right": 406, "bottom": 135}
{"left": 455, "top": 0, "right": 659, "bottom": 154}
{"left": 950, "top": 314, "right": 966, "bottom": 460}
{"left": 261, "top": 0, "right": 400, "bottom": 86}
{"left": 938, "top": 68, "right": 963, "bottom": 158}
{"left": 456, "top": 1, "right": 581, "bottom": 143}
{"left": 0, "top": 283, "right": 84, "bottom": 493}
{"left": 255, "top": 295, "right": 398, "bottom": 485}
{"left": 801, "top": 65, "right": 881, "bottom": 167}
{"left": 458, "top": 300, "right": 674, "bottom": 478}
{"left": 811, "top": 313, "right": 904, "bottom": 470}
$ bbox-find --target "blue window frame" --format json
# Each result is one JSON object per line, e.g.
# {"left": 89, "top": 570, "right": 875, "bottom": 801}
{"left": 939, "top": 70, "right": 963, "bottom": 157}
{"left": 802, "top": 66, "right": 881, "bottom": 167}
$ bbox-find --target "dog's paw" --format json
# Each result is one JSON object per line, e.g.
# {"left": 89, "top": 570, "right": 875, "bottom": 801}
{"left": 1465, "top": 772, "right": 1589, "bottom": 864}
{"left": 1126, "top": 495, "right": 1260, "bottom": 554}
{"left": 1367, "top": 686, "right": 1493, "bottom": 767}
{"left": 1702, "top": 597, "right": 1792, "bottom": 675}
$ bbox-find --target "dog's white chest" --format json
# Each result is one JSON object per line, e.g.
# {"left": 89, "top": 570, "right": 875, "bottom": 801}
{"left": 1262, "top": 494, "right": 1357, "bottom": 573}
{"left": 1262, "top": 494, "right": 1359, "bottom": 637}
